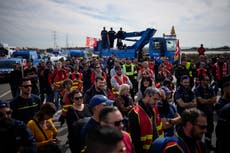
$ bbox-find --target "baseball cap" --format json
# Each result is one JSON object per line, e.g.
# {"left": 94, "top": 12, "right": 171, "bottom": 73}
{"left": 115, "top": 66, "right": 121, "bottom": 70}
{"left": 89, "top": 95, "right": 114, "bottom": 108}
{"left": 0, "top": 100, "right": 10, "bottom": 108}
{"left": 160, "top": 86, "right": 172, "bottom": 96}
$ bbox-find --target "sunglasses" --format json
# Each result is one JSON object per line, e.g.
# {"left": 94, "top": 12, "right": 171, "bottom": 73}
{"left": 108, "top": 119, "right": 125, "bottom": 127}
{"left": 74, "top": 96, "right": 83, "bottom": 101}
{"left": 0, "top": 110, "right": 12, "bottom": 117}
{"left": 195, "top": 124, "right": 208, "bottom": 130}
{"left": 22, "top": 85, "right": 32, "bottom": 88}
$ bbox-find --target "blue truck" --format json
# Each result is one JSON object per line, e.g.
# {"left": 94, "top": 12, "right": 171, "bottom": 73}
{"left": 94, "top": 27, "right": 180, "bottom": 64}
{"left": 11, "top": 50, "right": 40, "bottom": 66}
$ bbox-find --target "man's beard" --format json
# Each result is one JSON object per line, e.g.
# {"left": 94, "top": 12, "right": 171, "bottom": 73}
{"left": 191, "top": 127, "right": 203, "bottom": 140}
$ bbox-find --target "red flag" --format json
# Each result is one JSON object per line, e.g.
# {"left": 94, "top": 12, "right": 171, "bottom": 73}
{"left": 86, "top": 37, "right": 98, "bottom": 47}
{"left": 175, "top": 39, "right": 180, "bottom": 56}
{"left": 174, "top": 40, "right": 180, "bottom": 61}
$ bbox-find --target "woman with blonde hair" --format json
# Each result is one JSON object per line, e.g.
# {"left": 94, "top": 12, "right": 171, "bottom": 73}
{"left": 114, "top": 84, "right": 134, "bottom": 130}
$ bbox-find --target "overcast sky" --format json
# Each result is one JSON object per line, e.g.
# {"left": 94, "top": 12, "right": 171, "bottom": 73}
{"left": 0, "top": 0, "right": 229, "bottom": 49}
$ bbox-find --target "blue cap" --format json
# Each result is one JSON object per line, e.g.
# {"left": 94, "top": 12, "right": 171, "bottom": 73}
{"left": 89, "top": 95, "right": 114, "bottom": 108}
{"left": 160, "top": 86, "right": 171, "bottom": 96}
{"left": 115, "top": 66, "right": 121, "bottom": 70}
{"left": 0, "top": 100, "right": 10, "bottom": 108}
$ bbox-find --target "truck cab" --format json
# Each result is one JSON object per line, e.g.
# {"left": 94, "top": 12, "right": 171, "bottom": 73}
{"left": 149, "top": 37, "right": 178, "bottom": 64}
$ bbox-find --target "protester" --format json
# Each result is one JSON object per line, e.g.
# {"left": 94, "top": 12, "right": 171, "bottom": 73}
{"left": 114, "top": 84, "right": 134, "bottom": 117}
{"left": 48, "top": 61, "right": 67, "bottom": 109}
{"left": 10, "top": 78, "right": 41, "bottom": 124}
{"left": 81, "top": 95, "right": 114, "bottom": 146}
{"left": 27, "top": 102, "right": 59, "bottom": 153}
{"left": 9, "top": 63, "right": 23, "bottom": 98}
{"left": 135, "top": 76, "right": 154, "bottom": 102}
{"left": 66, "top": 90, "right": 91, "bottom": 153}
{"left": 174, "top": 75, "right": 196, "bottom": 115}
{"left": 156, "top": 88, "right": 181, "bottom": 137}
{"left": 38, "top": 60, "right": 53, "bottom": 102}
{"left": 194, "top": 74, "right": 217, "bottom": 151}
{"left": 215, "top": 75, "right": 230, "bottom": 153}
{"left": 149, "top": 108, "right": 208, "bottom": 153}
{"left": 99, "top": 106, "right": 135, "bottom": 153}
{"left": 197, "top": 44, "right": 206, "bottom": 56}
{"left": 24, "top": 59, "right": 40, "bottom": 95}
{"left": 83, "top": 76, "right": 108, "bottom": 104}
{"left": 0, "top": 99, "right": 37, "bottom": 153}
{"left": 128, "top": 87, "right": 160, "bottom": 153}
{"left": 111, "top": 65, "right": 133, "bottom": 97}
{"left": 84, "top": 126, "right": 126, "bottom": 153}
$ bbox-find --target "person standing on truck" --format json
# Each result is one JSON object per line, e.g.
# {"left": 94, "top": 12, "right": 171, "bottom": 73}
{"left": 197, "top": 44, "right": 206, "bottom": 56}
{"left": 116, "top": 27, "right": 125, "bottom": 49}
{"left": 108, "top": 27, "right": 116, "bottom": 48}
{"left": 101, "top": 27, "right": 109, "bottom": 49}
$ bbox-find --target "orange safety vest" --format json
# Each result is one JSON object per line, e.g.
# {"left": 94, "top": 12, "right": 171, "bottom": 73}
{"left": 71, "top": 73, "right": 83, "bottom": 91}
{"left": 51, "top": 70, "right": 66, "bottom": 89}
{"left": 122, "top": 131, "right": 133, "bottom": 153}
{"left": 111, "top": 75, "right": 128, "bottom": 96}
{"left": 133, "top": 105, "right": 153, "bottom": 152}
{"left": 215, "top": 63, "right": 227, "bottom": 81}
{"left": 153, "top": 105, "right": 164, "bottom": 137}
{"left": 61, "top": 90, "right": 72, "bottom": 117}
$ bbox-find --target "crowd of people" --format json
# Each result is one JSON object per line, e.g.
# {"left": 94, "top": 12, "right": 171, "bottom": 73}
{"left": 0, "top": 52, "right": 230, "bottom": 153}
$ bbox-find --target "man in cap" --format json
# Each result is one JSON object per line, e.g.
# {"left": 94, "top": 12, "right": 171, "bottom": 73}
{"left": 0, "top": 99, "right": 37, "bottom": 153}
{"left": 215, "top": 75, "right": 230, "bottom": 153}
{"left": 81, "top": 94, "right": 114, "bottom": 146}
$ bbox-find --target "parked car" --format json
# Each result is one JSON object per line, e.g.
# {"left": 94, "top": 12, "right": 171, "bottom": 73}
{"left": 0, "top": 58, "right": 23, "bottom": 82}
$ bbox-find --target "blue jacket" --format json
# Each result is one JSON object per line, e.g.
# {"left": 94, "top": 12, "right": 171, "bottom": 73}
{"left": 0, "top": 119, "right": 37, "bottom": 153}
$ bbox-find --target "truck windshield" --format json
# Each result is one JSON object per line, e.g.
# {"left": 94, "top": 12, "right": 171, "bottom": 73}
{"left": 166, "top": 40, "right": 176, "bottom": 51}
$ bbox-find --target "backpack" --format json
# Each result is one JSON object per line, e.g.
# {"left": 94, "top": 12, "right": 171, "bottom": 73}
{"left": 68, "top": 117, "right": 90, "bottom": 153}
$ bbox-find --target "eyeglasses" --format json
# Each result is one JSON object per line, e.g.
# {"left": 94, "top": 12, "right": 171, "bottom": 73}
{"left": 195, "top": 124, "right": 208, "bottom": 130}
{"left": 74, "top": 96, "right": 83, "bottom": 101}
{"left": 107, "top": 119, "right": 125, "bottom": 127}
{"left": 0, "top": 110, "right": 12, "bottom": 118}
{"left": 22, "top": 85, "right": 32, "bottom": 88}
